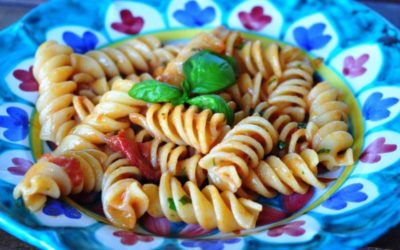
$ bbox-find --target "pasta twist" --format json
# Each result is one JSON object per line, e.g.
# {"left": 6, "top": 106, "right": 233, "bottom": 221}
{"left": 13, "top": 149, "right": 107, "bottom": 211}
{"left": 254, "top": 102, "right": 308, "bottom": 154}
{"left": 102, "top": 152, "right": 149, "bottom": 229}
{"left": 238, "top": 41, "right": 309, "bottom": 80}
{"left": 34, "top": 41, "right": 81, "bottom": 144}
{"left": 306, "top": 82, "right": 354, "bottom": 170}
{"left": 222, "top": 73, "right": 265, "bottom": 115}
{"left": 199, "top": 116, "right": 278, "bottom": 192}
{"left": 135, "top": 130, "right": 206, "bottom": 185}
{"left": 243, "top": 149, "right": 325, "bottom": 197}
{"left": 263, "top": 59, "right": 314, "bottom": 122}
{"left": 72, "top": 36, "right": 181, "bottom": 80}
{"left": 129, "top": 103, "right": 228, "bottom": 154}
{"left": 148, "top": 172, "right": 262, "bottom": 232}
{"left": 55, "top": 78, "right": 148, "bottom": 153}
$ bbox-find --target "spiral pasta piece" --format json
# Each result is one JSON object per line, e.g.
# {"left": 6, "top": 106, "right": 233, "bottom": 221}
{"left": 244, "top": 149, "right": 325, "bottom": 197}
{"left": 102, "top": 152, "right": 149, "bottom": 229}
{"left": 135, "top": 130, "right": 206, "bottom": 185}
{"left": 72, "top": 36, "right": 181, "bottom": 81}
{"left": 55, "top": 78, "right": 148, "bottom": 153}
{"left": 238, "top": 40, "right": 310, "bottom": 80}
{"left": 34, "top": 41, "right": 81, "bottom": 144}
{"left": 306, "top": 82, "right": 354, "bottom": 170}
{"left": 147, "top": 172, "right": 262, "bottom": 232}
{"left": 129, "top": 103, "right": 227, "bottom": 154}
{"left": 222, "top": 73, "right": 265, "bottom": 115}
{"left": 13, "top": 149, "right": 107, "bottom": 211}
{"left": 254, "top": 102, "right": 308, "bottom": 154}
{"left": 199, "top": 116, "right": 278, "bottom": 192}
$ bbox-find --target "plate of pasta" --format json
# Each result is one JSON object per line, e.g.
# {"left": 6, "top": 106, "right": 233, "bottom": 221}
{"left": 1, "top": 0, "right": 400, "bottom": 249}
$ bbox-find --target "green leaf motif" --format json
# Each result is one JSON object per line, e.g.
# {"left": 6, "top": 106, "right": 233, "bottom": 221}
{"left": 129, "top": 80, "right": 183, "bottom": 103}
{"left": 183, "top": 51, "right": 237, "bottom": 94}
{"left": 187, "top": 94, "right": 234, "bottom": 126}
{"left": 167, "top": 197, "right": 177, "bottom": 211}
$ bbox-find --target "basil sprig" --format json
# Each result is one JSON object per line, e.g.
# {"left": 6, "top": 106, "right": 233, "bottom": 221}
{"left": 128, "top": 51, "right": 238, "bottom": 126}
{"left": 183, "top": 50, "right": 237, "bottom": 94}
{"left": 187, "top": 95, "right": 234, "bottom": 126}
{"left": 129, "top": 80, "right": 182, "bottom": 103}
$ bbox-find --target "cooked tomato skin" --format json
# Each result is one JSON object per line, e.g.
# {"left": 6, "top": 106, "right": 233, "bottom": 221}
{"left": 46, "top": 155, "right": 84, "bottom": 186}
{"left": 106, "top": 130, "right": 161, "bottom": 182}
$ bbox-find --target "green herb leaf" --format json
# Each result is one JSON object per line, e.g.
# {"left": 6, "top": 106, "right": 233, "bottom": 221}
{"left": 167, "top": 197, "right": 177, "bottom": 211}
{"left": 179, "top": 195, "right": 192, "bottom": 205}
{"left": 278, "top": 140, "right": 286, "bottom": 150}
{"left": 129, "top": 80, "right": 183, "bottom": 103}
{"left": 183, "top": 51, "right": 237, "bottom": 94}
{"left": 297, "top": 122, "right": 307, "bottom": 129}
{"left": 187, "top": 94, "right": 234, "bottom": 126}
{"left": 318, "top": 148, "right": 331, "bottom": 154}
{"left": 235, "top": 42, "right": 245, "bottom": 50}
{"left": 171, "top": 79, "right": 191, "bottom": 105}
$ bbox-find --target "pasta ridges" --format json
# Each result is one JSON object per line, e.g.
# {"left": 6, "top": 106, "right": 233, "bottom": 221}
{"left": 130, "top": 103, "right": 227, "bottom": 154}
{"left": 244, "top": 149, "right": 325, "bottom": 197}
{"left": 200, "top": 116, "right": 278, "bottom": 192}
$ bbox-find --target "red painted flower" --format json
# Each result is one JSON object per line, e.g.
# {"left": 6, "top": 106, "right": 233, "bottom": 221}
{"left": 111, "top": 9, "right": 144, "bottom": 35}
{"left": 113, "top": 230, "right": 153, "bottom": 246}
{"left": 267, "top": 220, "right": 306, "bottom": 237}
{"left": 13, "top": 66, "right": 38, "bottom": 92}
{"left": 342, "top": 54, "right": 369, "bottom": 78}
{"left": 283, "top": 188, "right": 314, "bottom": 214}
{"left": 360, "top": 137, "right": 397, "bottom": 163}
{"left": 238, "top": 6, "right": 272, "bottom": 31}
{"left": 257, "top": 205, "right": 287, "bottom": 226}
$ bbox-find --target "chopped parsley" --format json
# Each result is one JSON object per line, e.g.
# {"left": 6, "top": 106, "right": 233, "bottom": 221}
{"left": 179, "top": 195, "right": 192, "bottom": 205}
{"left": 318, "top": 148, "right": 331, "bottom": 154}
{"left": 167, "top": 197, "right": 177, "bottom": 211}
{"left": 235, "top": 42, "right": 245, "bottom": 50}
{"left": 267, "top": 76, "right": 277, "bottom": 85}
{"left": 278, "top": 140, "right": 286, "bottom": 150}
{"left": 297, "top": 122, "right": 307, "bottom": 129}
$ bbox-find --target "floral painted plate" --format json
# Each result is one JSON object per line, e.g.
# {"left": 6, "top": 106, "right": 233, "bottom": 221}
{"left": 1, "top": 0, "right": 400, "bottom": 249}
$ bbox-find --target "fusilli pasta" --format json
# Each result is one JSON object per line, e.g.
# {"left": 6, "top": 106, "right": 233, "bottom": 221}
{"left": 129, "top": 103, "right": 228, "bottom": 154}
{"left": 306, "top": 82, "right": 354, "bottom": 170}
{"left": 199, "top": 116, "right": 278, "bottom": 192}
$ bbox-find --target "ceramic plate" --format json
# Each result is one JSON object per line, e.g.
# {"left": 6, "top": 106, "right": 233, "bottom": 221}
{"left": 0, "top": 0, "right": 399, "bottom": 249}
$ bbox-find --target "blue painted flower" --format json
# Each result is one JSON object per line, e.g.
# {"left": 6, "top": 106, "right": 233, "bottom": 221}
{"left": 322, "top": 183, "right": 368, "bottom": 210}
{"left": 173, "top": 1, "right": 216, "bottom": 27}
{"left": 293, "top": 23, "right": 332, "bottom": 51}
{"left": 0, "top": 107, "right": 29, "bottom": 141}
{"left": 43, "top": 199, "right": 81, "bottom": 219}
{"left": 62, "top": 31, "right": 98, "bottom": 54}
{"left": 181, "top": 238, "right": 240, "bottom": 250}
{"left": 362, "top": 92, "right": 398, "bottom": 121}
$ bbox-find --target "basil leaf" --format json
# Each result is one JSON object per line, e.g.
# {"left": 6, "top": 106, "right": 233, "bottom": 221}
{"left": 187, "top": 94, "right": 234, "bottom": 126}
{"left": 183, "top": 51, "right": 236, "bottom": 94}
{"left": 221, "top": 54, "right": 239, "bottom": 78}
{"left": 129, "top": 80, "right": 182, "bottom": 103}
